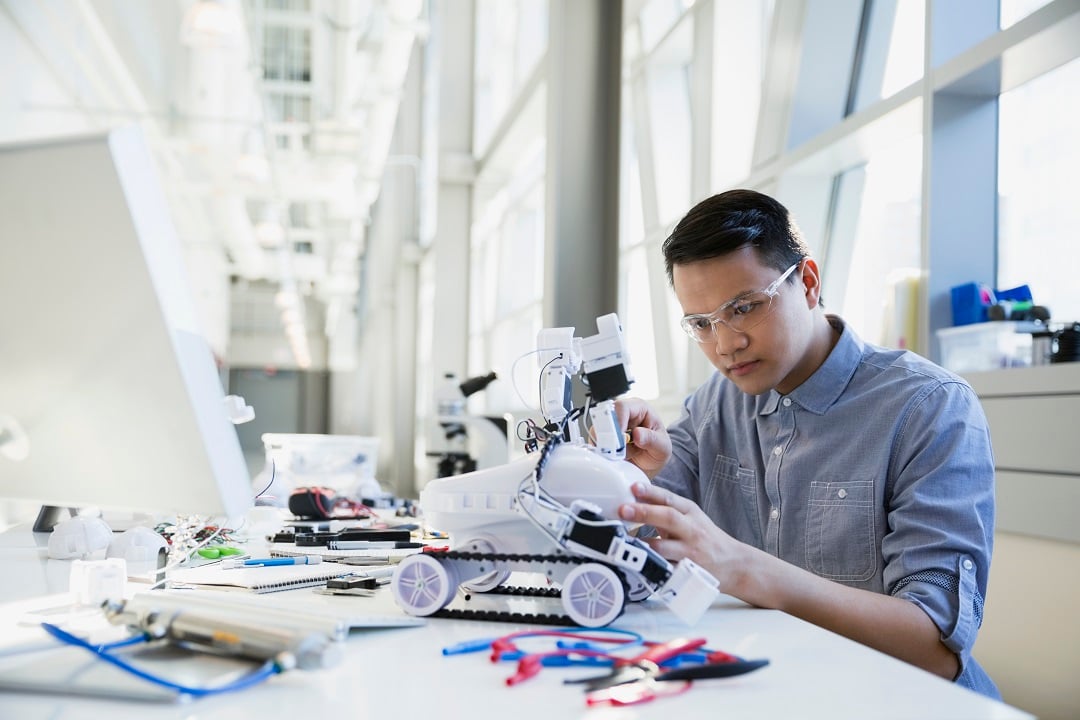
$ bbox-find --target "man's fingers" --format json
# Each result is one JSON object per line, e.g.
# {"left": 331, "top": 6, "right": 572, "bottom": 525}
{"left": 630, "top": 481, "right": 692, "bottom": 514}
{"left": 620, "top": 500, "right": 677, "bottom": 527}
{"left": 619, "top": 494, "right": 691, "bottom": 530}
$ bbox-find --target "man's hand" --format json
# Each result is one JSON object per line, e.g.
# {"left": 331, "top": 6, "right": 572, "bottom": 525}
{"left": 614, "top": 398, "right": 671, "bottom": 478}
{"left": 618, "top": 481, "right": 748, "bottom": 594}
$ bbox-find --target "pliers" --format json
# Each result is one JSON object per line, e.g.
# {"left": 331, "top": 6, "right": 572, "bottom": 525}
{"left": 565, "top": 637, "right": 769, "bottom": 707}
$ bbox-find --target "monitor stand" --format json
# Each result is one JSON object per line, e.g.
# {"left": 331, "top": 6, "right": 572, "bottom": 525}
{"left": 32, "top": 505, "right": 79, "bottom": 533}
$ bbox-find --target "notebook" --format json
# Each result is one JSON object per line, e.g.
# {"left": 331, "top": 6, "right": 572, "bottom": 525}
{"left": 268, "top": 542, "right": 423, "bottom": 563}
{"left": 168, "top": 562, "right": 351, "bottom": 593}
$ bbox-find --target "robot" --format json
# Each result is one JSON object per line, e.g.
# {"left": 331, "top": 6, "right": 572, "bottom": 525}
{"left": 392, "top": 314, "right": 720, "bottom": 628}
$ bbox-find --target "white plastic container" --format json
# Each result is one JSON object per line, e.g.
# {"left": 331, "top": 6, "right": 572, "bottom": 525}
{"left": 253, "top": 433, "right": 381, "bottom": 506}
{"left": 936, "top": 321, "right": 1039, "bottom": 374}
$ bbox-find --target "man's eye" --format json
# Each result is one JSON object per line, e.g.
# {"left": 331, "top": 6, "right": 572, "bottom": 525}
{"left": 687, "top": 317, "right": 712, "bottom": 331}
{"left": 732, "top": 301, "right": 761, "bottom": 316}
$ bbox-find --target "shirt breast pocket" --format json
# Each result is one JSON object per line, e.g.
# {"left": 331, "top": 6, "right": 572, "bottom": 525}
{"left": 806, "top": 480, "right": 876, "bottom": 582}
{"left": 702, "top": 454, "right": 761, "bottom": 547}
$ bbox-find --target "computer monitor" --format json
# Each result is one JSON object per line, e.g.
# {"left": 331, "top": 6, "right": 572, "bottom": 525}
{"left": 0, "top": 126, "right": 253, "bottom": 530}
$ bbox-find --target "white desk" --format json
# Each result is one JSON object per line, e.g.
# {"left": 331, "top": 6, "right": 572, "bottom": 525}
{"left": 0, "top": 525, "right": 1033, "bottom": 720}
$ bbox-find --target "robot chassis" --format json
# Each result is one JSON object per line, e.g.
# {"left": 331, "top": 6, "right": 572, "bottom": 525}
{"left": 391, "top": 314, "right": 719, "bottom": 628}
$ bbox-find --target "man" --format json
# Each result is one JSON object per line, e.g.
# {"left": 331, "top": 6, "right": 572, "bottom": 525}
{"left": 617, "top": 189, "right": 999, "bottom": 697}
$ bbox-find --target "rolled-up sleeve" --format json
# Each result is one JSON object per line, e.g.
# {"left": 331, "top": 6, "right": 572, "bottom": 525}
{"left": 883, "top": 379, "right": 998, "bottom": 697}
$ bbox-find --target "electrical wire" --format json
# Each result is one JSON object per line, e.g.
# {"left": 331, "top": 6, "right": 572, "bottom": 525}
{"left": 40, "top": 622, "right": 283, "bottom": 697}
{"left": 147, "top": 520, "right": 244, "bottom": 591}
{"left": 253, "top": 459, "right": 276, "bottom": 500}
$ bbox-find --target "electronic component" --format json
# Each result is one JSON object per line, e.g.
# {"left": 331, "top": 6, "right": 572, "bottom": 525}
{"left": 294, "top": 528, "right": 413, "bottom": 547}
{"left": 104, "top": 598, "right": 342, "bottom": 670}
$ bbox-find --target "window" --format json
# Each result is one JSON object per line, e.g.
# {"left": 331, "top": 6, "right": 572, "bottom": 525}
{"left": 474, "top": 0, "right": 548, "bottom": 152}
{"left": 469, "top": 143, "right": 546, "bottom": 414}
{"left": 645, "top": 19, "right": 693, "bottom": 226}
{"left": 997, "top": 56, "right": 1080, "bottom": 324}
{"left": 833, "top": 132, "right": 923, "bottom": 352}
{"left": 1000, "top": 0, "right": 1054, "bottom": 28}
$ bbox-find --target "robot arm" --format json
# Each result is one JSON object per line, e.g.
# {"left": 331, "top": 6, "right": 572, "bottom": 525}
{"left": 580, "top": 314, "right": 633, "bottom": 459}
{"left": 537, "top": 327, "right": 582, "bottom": 442}
{"left": 535, "top": 314, "right": 634, "bottom": 455}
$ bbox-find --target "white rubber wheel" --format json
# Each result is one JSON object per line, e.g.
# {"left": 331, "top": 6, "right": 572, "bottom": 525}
{"left": 391, "top": 554, "right": 458, "bottom": 616}
{"left": 561, "top": 563, "right": 626, "bottom": 628}
{"left": 460, "top": 538, "right": 511, "bottom": 593}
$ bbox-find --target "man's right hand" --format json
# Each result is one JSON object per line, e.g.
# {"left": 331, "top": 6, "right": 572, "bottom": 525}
{"left": 614, "top": 397, "right": 671, "bottom": 478}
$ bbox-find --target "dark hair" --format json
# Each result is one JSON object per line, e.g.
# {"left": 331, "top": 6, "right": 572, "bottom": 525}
{"left": 661, "top": 189, "right": 810, "bottom": 285}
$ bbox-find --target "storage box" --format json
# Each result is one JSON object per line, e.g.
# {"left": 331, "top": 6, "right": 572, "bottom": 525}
{"left": 253, "top": 433, "right": 381, "bottom": 505}
{"left": 936, "top": 321, "right": 1039, "bottom": 374}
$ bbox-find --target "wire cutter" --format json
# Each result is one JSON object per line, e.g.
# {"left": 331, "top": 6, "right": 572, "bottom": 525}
{"left": 565, "top": 636, "right": 769, "bottom": 693}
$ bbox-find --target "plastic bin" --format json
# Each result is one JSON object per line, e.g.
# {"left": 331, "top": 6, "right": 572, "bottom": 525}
{"left": 936, "top": 321, "right": 1039, "bottom": 374}
{"left": 253, "top": 433, "right": 381, "bottom": 506}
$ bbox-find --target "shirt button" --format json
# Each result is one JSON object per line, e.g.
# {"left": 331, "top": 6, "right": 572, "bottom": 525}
{"left": 782, "top": 398, "right": 792, "bottom": 407}
{"left": 769, "top": 507, "right": 779, "bottom": 520}
{"left": 963, "top": 559, "right": 974, "bottom": 571}
{"left": 773, "top": 445, "right": 782, "bottom": 456}
{"left": 837, "top": 489, "right": 847, "bottom": 499}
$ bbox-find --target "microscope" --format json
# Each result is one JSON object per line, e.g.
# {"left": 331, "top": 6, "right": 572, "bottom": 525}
{"left": 429, "top": 371, "right": 510, "bottom": 479}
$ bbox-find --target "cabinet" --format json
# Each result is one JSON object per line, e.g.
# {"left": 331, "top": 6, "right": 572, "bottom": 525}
{"left": 965, "top": 363, "right": 1080, "bottom": 543}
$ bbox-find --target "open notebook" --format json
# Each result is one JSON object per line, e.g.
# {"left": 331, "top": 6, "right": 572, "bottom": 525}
{"left": 168, "top": 562, "right": 351, "bottom": 593}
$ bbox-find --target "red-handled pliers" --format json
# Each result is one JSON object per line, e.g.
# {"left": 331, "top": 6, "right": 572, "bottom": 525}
{"left": 563, "top": 637, "right": 709, "bottom": 691}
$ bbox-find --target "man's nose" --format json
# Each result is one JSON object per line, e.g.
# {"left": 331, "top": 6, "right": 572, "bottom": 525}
{"left": 711, "top": 322, "right": 748, "bottom": 355}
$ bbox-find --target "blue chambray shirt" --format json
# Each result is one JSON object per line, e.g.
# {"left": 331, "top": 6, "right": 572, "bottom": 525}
{"left": 654, "top": 316, "right": 1000, "bottom": 698}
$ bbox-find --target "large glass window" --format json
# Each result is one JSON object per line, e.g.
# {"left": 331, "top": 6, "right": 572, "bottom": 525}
{"left": 849, "top": 1, "right": 924, "bottom": 115}
{"left": 638, "top": 0, "right": 693, "bottom": 53}
{"left": 832, "top": 132, "right": 923, "bottom": 352}
{"left": 877, "top": 0, "right": 923, "bottom": 100}
{"left": 473, "top": 0, "right": 548, "bottom": 152}
{"left": 469, "top": 143, "right": 546, "bottom": 414}
{"left": 997, "top": 56, "right": 1080, "bottom": 324}
{"left": 711, "top": 1, "right": 771, "bottom": 189}
{"left": 1000, "top": 0, "right": 1054, "bottom": 28}
{"left": 645, "top": 19, "right": 693, "bottom": 226}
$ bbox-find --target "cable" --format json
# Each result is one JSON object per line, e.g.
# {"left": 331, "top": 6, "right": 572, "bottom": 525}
{"left": 253, "top": 459, "right": 276, "bottom": 500}
{"left": 40, "top": 623, "right": 283, "bottom": 697}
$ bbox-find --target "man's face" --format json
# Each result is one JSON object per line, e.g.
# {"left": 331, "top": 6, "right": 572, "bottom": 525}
{"left": 672, "top": 246, "right": 819, "bottom": 396}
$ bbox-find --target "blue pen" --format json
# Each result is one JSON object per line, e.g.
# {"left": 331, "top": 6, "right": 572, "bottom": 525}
{"left": 223, "top": 556, "right": 323, "bottom": 569}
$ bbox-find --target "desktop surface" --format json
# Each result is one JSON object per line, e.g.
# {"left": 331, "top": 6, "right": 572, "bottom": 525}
{"left": 0, "top": 524, "right": 1033, "bottom": 720}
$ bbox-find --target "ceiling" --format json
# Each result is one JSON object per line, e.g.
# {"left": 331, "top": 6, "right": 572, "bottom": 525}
{"left": 175, "top": 0, "right": 425, "bottom": 370}
{"left": 4, "top": 0, "right": 425, "bottom": 370}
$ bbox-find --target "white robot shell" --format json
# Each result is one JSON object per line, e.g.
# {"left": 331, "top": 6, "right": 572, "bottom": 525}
{"left": 419, "top": 443, "right": 647, "bottom": 554}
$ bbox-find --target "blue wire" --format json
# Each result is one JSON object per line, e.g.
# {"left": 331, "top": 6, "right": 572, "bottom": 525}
{"left": 41, "top": 623, "right": 281, "bottom": 697}
{"left": 442, "top": 626, "right": 645, "bottom": 661}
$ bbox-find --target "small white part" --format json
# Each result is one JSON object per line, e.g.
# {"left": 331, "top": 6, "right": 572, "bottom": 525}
{"left": 655, "top": 558, "right": 720, "bottom": 626}
{"left": 224, "top": 395, "right": 256, "bottom": 424}
{"left": 47, "top": 516, "right": 113, "bottom": 560}
{"left": 70, "top": 558, "right": 127, "bottom": 606}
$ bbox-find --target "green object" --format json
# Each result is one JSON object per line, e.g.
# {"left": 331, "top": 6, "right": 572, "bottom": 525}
{"left": 196, "top": 546, "right": 243, "bottom": 559}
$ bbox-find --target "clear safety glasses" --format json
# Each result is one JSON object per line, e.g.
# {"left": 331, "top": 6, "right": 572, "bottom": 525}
{"left": 679, "top": 260, "right": 802, "bottom": 342}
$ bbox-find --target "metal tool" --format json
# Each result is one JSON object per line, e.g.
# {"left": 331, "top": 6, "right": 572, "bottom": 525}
{"left": 564, "top": 637, "right": 708, "bottom": 691}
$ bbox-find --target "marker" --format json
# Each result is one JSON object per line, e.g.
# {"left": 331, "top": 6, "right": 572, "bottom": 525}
{"left": 223, "top": 556, "right": 323, "bottom": 568}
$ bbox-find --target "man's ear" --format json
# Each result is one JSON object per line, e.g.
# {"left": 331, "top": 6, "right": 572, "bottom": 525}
{"left": 800, "top": 258, "right": 823, "bottom": 310}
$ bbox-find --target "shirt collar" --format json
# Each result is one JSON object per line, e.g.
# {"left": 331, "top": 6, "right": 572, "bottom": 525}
{"left": 759, "top": 315, "right": 863, "bottom": 416}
